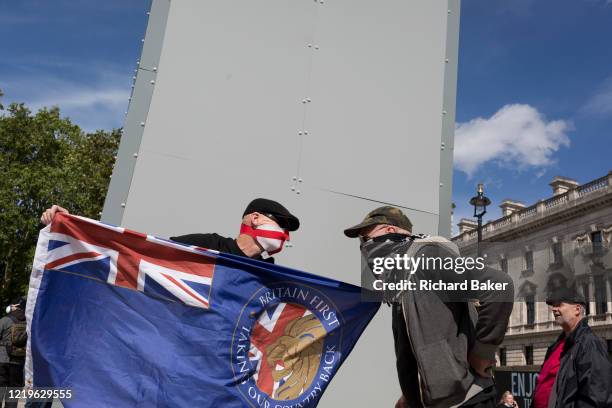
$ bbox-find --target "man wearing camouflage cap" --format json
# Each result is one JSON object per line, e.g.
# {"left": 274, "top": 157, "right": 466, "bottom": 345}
{"left": 344, "top": 206, "right": 414, "bottom": 241}
{"left": 345, "top": 206, "right": 514, "bottom": 408}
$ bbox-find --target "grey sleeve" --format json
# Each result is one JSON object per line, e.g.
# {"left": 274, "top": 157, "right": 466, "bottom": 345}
{"left": 0, "top": 317, "right": 11, "bottom": 345}
{"left": 469, "top": 266, "right": 514, "bottom": 360}
{"left": 416, "top": 245, "right": 515, "bottom": 360}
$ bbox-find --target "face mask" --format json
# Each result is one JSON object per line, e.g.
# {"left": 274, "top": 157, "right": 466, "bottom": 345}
{"left": 240, "top": 223, "right": 289, "bottom": 256}
{"left": 360, "top": 235, "right": 412, "bottom": 304}
{"left": 360, "top": 235, "right": 410, "bottom": 274}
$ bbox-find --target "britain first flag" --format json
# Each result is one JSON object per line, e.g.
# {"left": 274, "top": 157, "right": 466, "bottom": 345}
{"left": 25, "top": 213, "right": 379, "bottom": 408}
{"left": 39, "top": 213, "right": 215, "bottom": 309}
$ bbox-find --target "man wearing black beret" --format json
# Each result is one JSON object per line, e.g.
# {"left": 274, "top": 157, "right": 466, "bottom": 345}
{"left": 170, "top": 198, "right": 299, "bottom": 263}
{"left": 41, "top": 198, "right": 300, "bottom": 264}
{"left": 533, "top": 286, "right": 611, "bottom": 408}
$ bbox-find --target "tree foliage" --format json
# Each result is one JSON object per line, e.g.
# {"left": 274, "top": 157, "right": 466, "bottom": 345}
{"left": 0, "top": 93, "right": 120, "bottom": 305}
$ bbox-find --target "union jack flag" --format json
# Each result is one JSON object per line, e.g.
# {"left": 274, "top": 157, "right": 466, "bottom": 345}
{"left": 44, "top": 213, "right": 216, "bottom": 309}
{"left": 26, "top": 212, "right": 379, "bottom": 408}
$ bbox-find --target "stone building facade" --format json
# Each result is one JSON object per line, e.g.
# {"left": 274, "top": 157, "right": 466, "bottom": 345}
{"left": 453, "top": 172, "right": 612, "bottom": 367}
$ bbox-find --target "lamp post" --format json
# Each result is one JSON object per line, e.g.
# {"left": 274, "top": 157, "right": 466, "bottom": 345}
{"left": 469, "top": 183, "right": 491, "bottom": 256}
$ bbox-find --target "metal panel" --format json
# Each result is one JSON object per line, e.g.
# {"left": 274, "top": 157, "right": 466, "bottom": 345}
{"left": 119, "top": 0, "right": 315, "bottom": 236}
{"left": 438, "top": 0, "right": 461, "bottom": 237}
{"left": 103, "top": 1, "right": 461, "bottom": 406}
{"left": 300, "top": 0, "right": 448, "bottom": 221}
{"left": 138, "top": 0, "right": 169, "bottom": 72}
{"left": 102, "top": 0, "right": 170, "bottom": 225}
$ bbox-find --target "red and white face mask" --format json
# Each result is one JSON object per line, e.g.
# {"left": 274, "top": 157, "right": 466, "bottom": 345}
{"left": 240, "top": 223, "right": 289, "bottom": 255}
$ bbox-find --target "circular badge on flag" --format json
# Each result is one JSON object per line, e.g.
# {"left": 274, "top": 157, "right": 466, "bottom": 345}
{"left": 231, "top": 283, "right": 343, "bottom": 407}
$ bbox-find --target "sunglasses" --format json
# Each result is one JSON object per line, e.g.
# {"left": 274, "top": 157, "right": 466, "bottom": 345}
{"left": 262, "top": 213, "right": 288, "bottom": 231}
{"left": 358, "top": 224, "right": 390, "bottom": 244}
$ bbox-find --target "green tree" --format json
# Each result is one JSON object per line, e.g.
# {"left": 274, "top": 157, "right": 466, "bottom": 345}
{"left": 0, "top": 92, "right": 120, "bottom": 304}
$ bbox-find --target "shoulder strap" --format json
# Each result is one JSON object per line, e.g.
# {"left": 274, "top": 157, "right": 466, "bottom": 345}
{"left": 404, "top": 235, "right": 460, "bottom": 259}
{"left": 394, "top": 235, "right": 460, "bottom": 303}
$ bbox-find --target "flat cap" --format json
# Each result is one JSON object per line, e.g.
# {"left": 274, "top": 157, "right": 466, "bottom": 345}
{"left": 243, "top": 198, "right": 300, "bottom": 231}
{"left": 546, "top": 286, "right": 587, "bottom": 306}
{"left": 344, "top": 206, "right": 413, "bottom": 238}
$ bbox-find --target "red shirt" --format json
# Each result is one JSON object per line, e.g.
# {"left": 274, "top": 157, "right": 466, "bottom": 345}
{"left": 534, "top": 338, "right": 566, "bottom": 408}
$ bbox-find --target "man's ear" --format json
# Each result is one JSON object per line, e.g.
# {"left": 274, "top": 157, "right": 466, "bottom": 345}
{"left": 242, "top": 213, "right": 254, "bottom": 227}
{"left": 386, "top": 225, "right": 398, "bottom": 234}
{"left": 249, "top": 212, "right": 263, "bottom": 227}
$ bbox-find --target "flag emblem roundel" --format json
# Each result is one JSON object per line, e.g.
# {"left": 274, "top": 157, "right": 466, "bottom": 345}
{"left": 232, "top": 284, "right": 343, "bottom": 407}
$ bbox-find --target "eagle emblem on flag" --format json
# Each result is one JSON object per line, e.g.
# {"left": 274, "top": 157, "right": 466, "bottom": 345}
{"left": 232, "top": 285, "right": 343, "bottom": 407}
{"left": 250, "top": 303, "right": 325, "bottom": 400}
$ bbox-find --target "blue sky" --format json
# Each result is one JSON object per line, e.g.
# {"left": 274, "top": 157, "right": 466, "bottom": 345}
{"left": 454, "top": 0, "right": 612, "bottom": 229}
{"left": 0, "top": 0, "right": 148, "bottom": 131}
{"left": 1, "top": 0, "right": 610, "bottom": 233}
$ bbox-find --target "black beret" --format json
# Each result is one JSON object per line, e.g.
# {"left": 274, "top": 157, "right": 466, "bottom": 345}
{"left": 243, "top": 198, "right": 300, "bottom": 231}
{"left": 546, "top": 286, "right": 587, "bottom": 306}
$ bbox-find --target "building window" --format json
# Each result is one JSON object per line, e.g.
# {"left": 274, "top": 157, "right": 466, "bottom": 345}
{"left": 594, "top": 275, "right": 608, "bottom": 315}
{"left": 591, "top": 231, "right": 603, "bottom": 256}
{"left": 582, "top": 283, "right": 591, "bottom": 315}
{"left": 525, "top": 251, "right": 534, "bottom": 271}
{"left": 608, "top": 340, "right": 612, "bottom": 359}
{"left": 499, "top": 348, "right": 507, "bottom": 366}
{"left": 525, "top": 345, "right": 533, "bottom": 365}
{"left": 552, "top": 241, "right": 563, "bottom": 265}
{"left": 500, "top": 258, "right": 508, "bottom": 274}
{"left": 526, "top": 295, "right": 535, "bottom": 325}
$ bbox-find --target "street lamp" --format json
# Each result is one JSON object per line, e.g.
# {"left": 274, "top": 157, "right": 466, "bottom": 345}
{"left": 469, "top": 183, "right": 491, "bottom": 254}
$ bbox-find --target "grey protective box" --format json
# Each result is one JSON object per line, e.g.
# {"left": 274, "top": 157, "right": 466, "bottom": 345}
{"left": 102, "top": 0, "right": 461, "bottom": 406}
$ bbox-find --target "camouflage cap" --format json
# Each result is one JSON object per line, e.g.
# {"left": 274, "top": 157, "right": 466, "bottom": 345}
{"left": 343, "top": 206, "right": 413, "bottom": 238}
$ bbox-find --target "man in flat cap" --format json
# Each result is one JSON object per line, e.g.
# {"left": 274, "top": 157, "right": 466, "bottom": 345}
{"left": 533, "top": 287, "right": 611, "bottom": 408}
{"left": 41, "top": 198, "right": 300, "bottom": 263}
{"left": 345, "top": 206, "right": 514, "bottom": 408}
{"left": 170, "top": 198, "right": 299, "bottom": 262}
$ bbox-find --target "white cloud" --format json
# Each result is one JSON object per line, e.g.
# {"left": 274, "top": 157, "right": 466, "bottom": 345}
{"left": 31, "top": 86, "right": 128, "bottom": 115}
{"left": 32, "top": 87, "right": 129, "bottom": 132}
{"left": 583, "top": 77, "right": 612, "bottom": 116}
{"left": 0, "top": 64, "right": 130, "bottom": 132}
{"left": 454, "top": 104, "right": 571, "bottom": 178}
